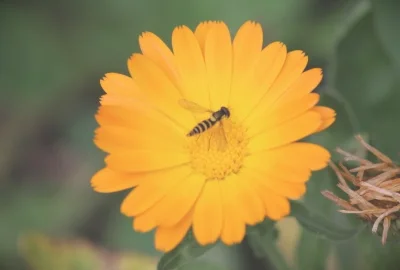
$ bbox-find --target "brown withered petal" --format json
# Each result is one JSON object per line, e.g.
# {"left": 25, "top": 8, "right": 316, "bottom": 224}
{"left": 322, "top": 135, "right": 400, "bottom": 245}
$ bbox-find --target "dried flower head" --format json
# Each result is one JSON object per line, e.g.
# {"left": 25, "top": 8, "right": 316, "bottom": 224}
{"left": 322, "top": 135, "right": 400, "bottom": 245}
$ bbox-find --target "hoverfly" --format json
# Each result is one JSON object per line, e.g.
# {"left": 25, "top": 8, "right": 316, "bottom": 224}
{"left": 178, "top": 99, "right": 230, "bottom": 150}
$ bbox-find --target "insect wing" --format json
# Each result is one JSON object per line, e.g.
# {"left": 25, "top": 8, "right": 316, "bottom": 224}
{"left": 209, "top": 122, "right": 228, "bottom": 151}
{"left": 178, "top": 99, "right": 213, "bottom": 113}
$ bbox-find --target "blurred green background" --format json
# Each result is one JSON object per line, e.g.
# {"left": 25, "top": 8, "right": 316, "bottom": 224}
{"left": 1, "top": 0, "right": 400, "bottom": 269}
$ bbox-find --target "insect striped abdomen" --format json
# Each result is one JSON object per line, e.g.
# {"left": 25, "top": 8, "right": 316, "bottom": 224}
{"left": 187, "top": 119, "right": 217, "bottom": 136}
{"left": 186, "top": 106, "right": 230, "bottom": 137}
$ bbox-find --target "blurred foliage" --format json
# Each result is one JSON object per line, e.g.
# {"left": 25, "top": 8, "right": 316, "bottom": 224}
{"left": 19, "top": 233, "right": 157, "bottom": 270}
{"left": 246, "top": 221, "right": 291, "bottom": 270}
{"left": 1, "top": 0, "right": 400, "bottom": 269}
{"left": 157, "top": 231, "right": 217, "bottom": 270}
{"left": 372, "top": 0, "right": 400, "bottom": 69}
{"left": 290, "top": 201, "right": 363, "bottom": 242}
{"left": 334, "top": 8, "right": 400, "bottom": 160}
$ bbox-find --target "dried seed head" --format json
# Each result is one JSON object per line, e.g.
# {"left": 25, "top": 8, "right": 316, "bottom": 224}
{"left": 322, "top": 135, "right": 400, "bottom": 245}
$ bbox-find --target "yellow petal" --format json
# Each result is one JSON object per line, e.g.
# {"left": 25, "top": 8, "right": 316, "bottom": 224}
{"left": 246, "top": 93, "right": 320, "bottom": 137}
{"left": 247, "top": 142, "right": 331, "bottom": 172}
{"left": 235, "top": 42, "right": 287, "bottom": 122}
{"left": 277, "top": 68, "right": 323, "bottom": 104}
{"left": 256, "top": 173, "right": 306, "bottom": 199}
{"left": 241, "top": 168, "right": 306, "bottom": 200}
{"left": 145, "top": 173, "right": 205, "bottom": 227}
{"left": 139, "top": 32, "right": 180, "bottom": 89}
{"left": 97, "top": 73, "right": 187, "bottom": 134}
{"left": 133, "top": 211, "right": 156, "bottom": 232}
{"left": 232, "top": 21, "right": 263, "bottom": 76}
{"left": 127, "top": 53, "right": 193, "bottom": 129}
{"left": 244, "top": 50, "right": 308, "bottom": 123}
{"left": 273, "top": 142, "right": 331, "bottom": 171}
{"left": 263, "top": 191, "right": 290, "bottom": 221}
{"left": 235, "top": 174, "right": 265, "bottom": 225}
{"left": 261, "top": 50, "right": 309, "bottom": 105}
{"left": 172, "top": 26, "right": 209, "bottom": 108}
{"left": 121, "top": 165, "right": 192, "bottom": 217}
{"left": 95, "top": 104, "right": 184, "bottom": 136}
{"left": 205, "top": 22, "right": 232, "bottom": 109}
{"left": 312, "top": 106, "right": 336, "bottom": 132}
{"left": 94, "top": 125, "right": 184, "bottom": 153}
{"left": 245, "top": 155, "right": 311, "bottom": 184}
{"left": 239, "top": 168, "right": 291, "bottom": 220}
{"left": 229, "top": 21, "right": 263, "bottom": 111}
{"left": 244, "top": 143, "right": 330, "bottom": 199}
{"left": 91, "top": 168, "right": 141, "bottom": 193}
{"left": 105, "top": 150, "right": 189, "bottom": 172}
{"left": 99, "top": 73, "right": 147, "bottom": 108}
{"left": 248, "top": 111, "right": 321, "bottom": 153}
{"left": 194, "top": 21, "right": 215, "bottom": 55}
{"left": 155, "top": 210, "right": 193, "bottom": 252}
{"left": 219, "top": 177, "right": 246, "bottom": 245}
{"left": 95, "top": 105, "right": 122, "bottom": 126}
{"left": 193, "top": 181, "right": 222, "bottom": 245}
{"left": 100, "top": 73, "right": 138, "bottom": 96}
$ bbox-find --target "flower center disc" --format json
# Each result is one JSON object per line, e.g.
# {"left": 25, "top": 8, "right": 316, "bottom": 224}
{"left": 188, "top": 119, "right": 248, "bottom": 180}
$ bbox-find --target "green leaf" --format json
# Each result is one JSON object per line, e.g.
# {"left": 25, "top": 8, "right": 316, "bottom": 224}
{"left": 372, "top": 0, "right": 400, "bottom": 68}
{"left": 298, "top": 170, "right": 362, "bottom": 270}
{"left": 295, "top": 168, "right": 350, "bottom": 270}
{"left": 178, "top": 261, "right": 228, "bottom": 270}
{"left": 296, "top": 231, "right": 331, "bottom": 270}
{"left": 334, "top": 10, "right": 400, "bottom": 158}
{"left": 335, "top": 11, "right": 395, "bottom": 108}
{"left": 157, "top": 231, "right": 216, "bottom": 270}
{"left": 351, "top": 229, "right": 400, "bottom": 270}
{"left": 246, "top": 219, "right": 276, "bottom": 259}
{"left": 335, "top": 240, "right": 364, "bottom": 270}
{"left": 246, "top": 219, "right": 291, "bottom": 270}
{"left": 246, "top": 218, "right": 276, "bottom": 238}
{"left": 290, "top": 201, "right": 362, "bottom": 241}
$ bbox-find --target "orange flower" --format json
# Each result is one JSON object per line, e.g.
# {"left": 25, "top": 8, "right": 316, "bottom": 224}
{"left": 91, "top": 21, "right": 336, "bottom": 252}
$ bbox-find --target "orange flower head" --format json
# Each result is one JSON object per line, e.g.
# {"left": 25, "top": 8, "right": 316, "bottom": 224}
{"left": 91, "top": 21, "right": 336, "bottom": 252}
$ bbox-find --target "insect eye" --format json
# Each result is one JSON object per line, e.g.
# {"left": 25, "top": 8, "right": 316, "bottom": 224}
{"left": 223, "top": 108, "right": 230, "bottom": 117}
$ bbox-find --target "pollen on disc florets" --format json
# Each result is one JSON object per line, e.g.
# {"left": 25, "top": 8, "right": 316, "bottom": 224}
{"left": 188, "top": 119, "right": 248, "bottom": 180}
